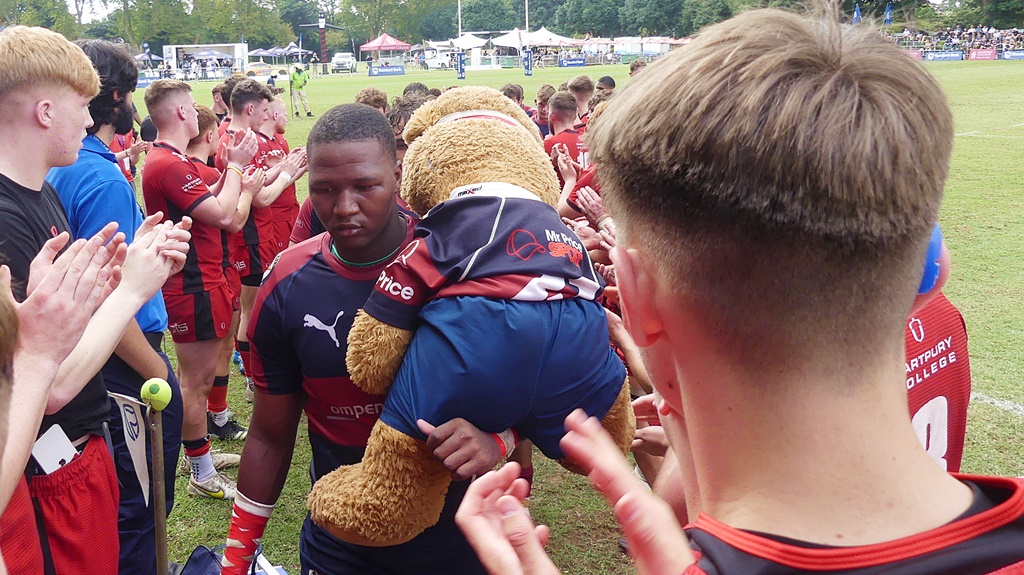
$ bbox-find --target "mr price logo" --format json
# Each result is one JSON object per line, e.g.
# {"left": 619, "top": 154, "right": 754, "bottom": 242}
{"left": 377, "top": 271, "right": 415, "bottom": 300}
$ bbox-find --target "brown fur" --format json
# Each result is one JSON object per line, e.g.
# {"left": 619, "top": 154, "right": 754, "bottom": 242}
{"left": 313, "top": 86, "right": 634, "bottom": 546}
{"left": 403, "top": 86, "right": 542, "bottom": 145}
{"left": 308, "top": 421, "right": 451, "bottom": 546}
{"left": 400, "top": 120, "right": 560, "bottom": 215}
{"left": 346, "top": 310, "right": 413, "bottom": 396}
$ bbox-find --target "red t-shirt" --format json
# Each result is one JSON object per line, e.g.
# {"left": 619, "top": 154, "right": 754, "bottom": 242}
{"left": 904, "top": 292, "right": 971, "bottom": 473}
{"left": 265, "top": 133, "right": 299, "bottom": 225}
{"left": 218, "top": 130, "right": 272, "bottom": 248}
{"left": 142, "top": 142, "right": 226, "bottom": 293}
{"left": 109, "top": 131, "right": 135, "bottom": 183}
{"left": 544, "top": 129, "right": 588, "bottom": 188}
{"left": 189, "top": 156, "right": 233, "bottom": 273}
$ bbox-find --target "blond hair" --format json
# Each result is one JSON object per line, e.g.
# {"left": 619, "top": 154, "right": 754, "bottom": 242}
{"left": 0, "top": 26, "right": 99, "bottom": 98}
{"left": 588, "top": 8, "right": 954, "bottom": 365}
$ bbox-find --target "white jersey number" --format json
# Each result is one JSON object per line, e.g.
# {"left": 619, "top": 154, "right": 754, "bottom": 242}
{"left": 911, "top": 395, "right": 949, "bottom": 471}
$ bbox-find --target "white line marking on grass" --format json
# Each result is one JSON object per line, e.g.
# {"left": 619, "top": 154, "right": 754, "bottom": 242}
{"left": 955, "top": 123, "right": 1024, "bottom": 137}
{"left": 972, "top": 392, "right": 1024, "bottom": 417}
{"left": 955, "top": 134, "right": 1024, "bottom": 139}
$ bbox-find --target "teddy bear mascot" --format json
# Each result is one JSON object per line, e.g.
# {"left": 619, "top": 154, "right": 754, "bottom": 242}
{"left": 307, "top": 86, "right": 635, "bottom": 546}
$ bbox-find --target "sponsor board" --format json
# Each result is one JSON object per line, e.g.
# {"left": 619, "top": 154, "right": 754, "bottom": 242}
{"left": 968, "top": 49, "right": 997, "bottom": 60}
{"left": 559, "top": 57, "right": 586, "bottom": 67}
{"left": 1003, "top": 50, "right": 1024, "bottom": 60}
{"left": 924, "top": 51, "right": 964, "bottom": 61}
{"left": 368, "top": 65, "right": 406, "bottom": 77}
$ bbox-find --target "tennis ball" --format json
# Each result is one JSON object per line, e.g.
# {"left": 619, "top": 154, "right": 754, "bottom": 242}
{"left": 141, "top": 378, "right": 172, "bottom": 411}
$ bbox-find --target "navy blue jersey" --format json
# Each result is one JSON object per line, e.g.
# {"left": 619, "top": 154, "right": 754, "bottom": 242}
{"left": 247, "top": 220, "right": 485, "bottom": 574}
{"left": 683, "top": 475, "right": 1024, "bottom": 575}
{"left": 248, "top": 227, "right": 416, "bottom": 454}
{"left": 362, "top": 183, "right": 602, "bottom": 330}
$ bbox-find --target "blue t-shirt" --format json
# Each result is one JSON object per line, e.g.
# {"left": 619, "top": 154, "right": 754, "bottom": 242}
{"left": 47, "top": 134, "right": 168, "bottom": 332}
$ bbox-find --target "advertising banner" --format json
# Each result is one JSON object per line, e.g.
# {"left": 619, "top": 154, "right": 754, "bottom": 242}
{"left": 1003, "top": 50, "right": 1024, "bottom": 60}
{"left": 368, "top": 65, "right": 406, "bottom": 77}
{"left": 524, "top": 49, "right": 533, "bottom": 76}
{"left": 924, "top": 51, "right": 964, "bottom": 61}
{"left": 904, "top": 50, "right": 923, "bottom": 60}
{"left": 968, "top": 49, "right": 997, "bottom": 60}
{"left": 559, "top": 57, "right": 586, "bottom": 67}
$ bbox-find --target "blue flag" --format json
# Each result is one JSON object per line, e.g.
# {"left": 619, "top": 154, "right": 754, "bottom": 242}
{"left": 853, "top": 3, "right": 862, "bottom": 24}
{"left": 884, "top": 2, "right": 893, "bottom": 25}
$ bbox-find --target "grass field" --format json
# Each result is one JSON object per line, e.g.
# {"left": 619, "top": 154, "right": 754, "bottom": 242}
{"left": 148, "top": 61, "right": 1024, "bottom": 573}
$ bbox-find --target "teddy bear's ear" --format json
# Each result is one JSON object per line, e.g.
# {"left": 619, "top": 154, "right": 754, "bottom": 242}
{"left": 403, "top": 86, "right": 543, "bottom": 146}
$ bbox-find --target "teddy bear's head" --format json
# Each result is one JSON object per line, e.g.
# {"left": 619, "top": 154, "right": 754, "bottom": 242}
{"left": 399, "top": 86, "right": 560, "bottom": 216}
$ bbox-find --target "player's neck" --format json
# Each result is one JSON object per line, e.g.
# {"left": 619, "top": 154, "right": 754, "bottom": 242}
{"left": 551, "top": 118, "right": 574, "bottom": 135}
{"left": 154, "top": 125, "right": 191, "bottom": 152}
{"left": 0, "top": 128, "right": 59, "bottom": 190}
{"left": 94, "top": 123, "right": 116, "bottom": 147}
{"left": 667, "top": 332, "right": 974, "bottom": 545}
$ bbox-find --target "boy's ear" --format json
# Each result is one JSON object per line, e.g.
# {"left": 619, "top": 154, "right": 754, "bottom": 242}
{"left": 609, "top": 246, "right": 663, "bottom": 348}
{"left": 911, "top": 238, "right": 950, "bottom": 314}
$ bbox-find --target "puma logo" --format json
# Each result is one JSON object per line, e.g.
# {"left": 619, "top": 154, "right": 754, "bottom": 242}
{"left": 303, "top": 310, "right": 345, "bottom": 348}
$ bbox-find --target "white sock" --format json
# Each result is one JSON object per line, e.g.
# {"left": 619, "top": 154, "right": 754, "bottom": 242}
{"left": 211, "top": 408, "right": 230, "bottom": 427}
{"left": 190, "top": 453, "right": 217, "bottom": 482}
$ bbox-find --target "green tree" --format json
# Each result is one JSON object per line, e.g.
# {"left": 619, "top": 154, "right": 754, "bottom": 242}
{"left": 278, "top": 0, "right": 320, "bottom": 37}
{"left": 463, "top": 0, "right": 517, "bottom": 32}
{"left": 132, "top": 0, "right": 192, "bottom": 51}
{"left": 619, "top": 0, "right": 682, "bottom": 35}
{"left": 83, "top": 10, "right": 123, "bottom": 39}
{"left": 510, "top": 0, "right": 564, "bottom": 31}
{"left": 986, "top": 0, "right": 1024, "bottom": 28}
{"left": 679, "top": 0, "right": 731, "bottom": 35}
{"left": 420, "top": 3, "right": 458, "bottom": 40}
{"left": 555, "top": 0, "right": 620, "bottom": 36}
{"left": 0, "top": 0, "right": 77, "bottom": 36}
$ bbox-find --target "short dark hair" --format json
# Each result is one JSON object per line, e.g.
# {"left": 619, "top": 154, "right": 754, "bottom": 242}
{"left": 221, "top": 75, "right": 244, "bottom": 111}
{"left": 75, "top": 39, "right": 138, "bottom": 133}
{"left": 597, "top": 75, "right": 615, "bottom": 89}
{"left": 230, "top": 78, "right": 273, "bottom": 114}
{"left": 308, "top": 103, "right": 396, "bottom": 162}
{"left": 500, "top": 83, "right": 524, "bottom": 102}
{"left": 403, "top": 81, "right": 429, "bottom": 95}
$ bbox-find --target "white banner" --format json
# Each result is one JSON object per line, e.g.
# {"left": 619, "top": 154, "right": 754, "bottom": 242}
{"left": 109, "top": 392, "right": 150, "bottom": 506}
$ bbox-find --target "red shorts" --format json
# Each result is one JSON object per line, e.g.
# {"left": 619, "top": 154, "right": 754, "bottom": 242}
{"left": 0, "top": 477, "right": 44, "bottom": 574}
{"left": 164, "top": 284, "right": 233, "bottom": 343}
{"left": 224, "top": 264, "right": 241, "bottom": 311}
{"left": 27, "top": 435, "right": 119, "bottom": 575}
{"left": 233, "top": 240, "right": 276, "bottom": 287}
{"left": 272, "top": 219, "right": 293, "bottom": 252}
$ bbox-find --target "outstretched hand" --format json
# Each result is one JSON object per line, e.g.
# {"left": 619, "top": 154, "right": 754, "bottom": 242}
{"left": 560, "top": 410, "right": 694, "bottom": 575}
{"left": 2, "top": 230, "right": 119, "bottom": 366}
{"left": 456, "top": 462, "right": 559, "bottom": 575}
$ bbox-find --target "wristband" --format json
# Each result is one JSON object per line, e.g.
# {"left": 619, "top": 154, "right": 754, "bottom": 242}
{"left": 279, "top": 171, "right": 293, "bottom": 184}
{"left": 221, "top": 492, "right": 274, "bottom": 575}
{"left": 227, "top": 164, "right": 245, "bottom": 177}
{"left": 491, "top": 428, "right": 519, "bottom": 459}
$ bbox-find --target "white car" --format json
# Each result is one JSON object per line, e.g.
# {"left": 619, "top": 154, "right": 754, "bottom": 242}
{"left": 331, "top": 52, "right": 357, "bottom": 72}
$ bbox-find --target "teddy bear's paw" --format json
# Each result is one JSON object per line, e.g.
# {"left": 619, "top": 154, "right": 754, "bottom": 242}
{"left": 307, "top": 424, "right": 453, "bottom": 546}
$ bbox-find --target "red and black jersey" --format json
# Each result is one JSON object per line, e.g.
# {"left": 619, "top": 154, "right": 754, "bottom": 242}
{"left": 362, "top": 183, "right": 603, "bottom": 331}
{"left": 218, "top": 129, "right": 272, "bottom": 248}
{"left": 544, "top": 128, "right": 589, "bottom": 188}
{"left": 904, "top": 293, "right": 971, "bottom": 473}
{"left": 265, "top": 133, "right": 299, "bottom": 226}
{"left": 189, "top": 157, "right": 232, "bottom": 274}
{"left": 247, "top": 217, "right": 415, "bottom": 466}
{"left": 142, "top": 143, "right": 226, "bottom": 294}
{"left": 682, "top": 475, "right": 1024, "bottom": 574}
{"left": 566, "top": 163, "right": 600, "bottom": 214}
